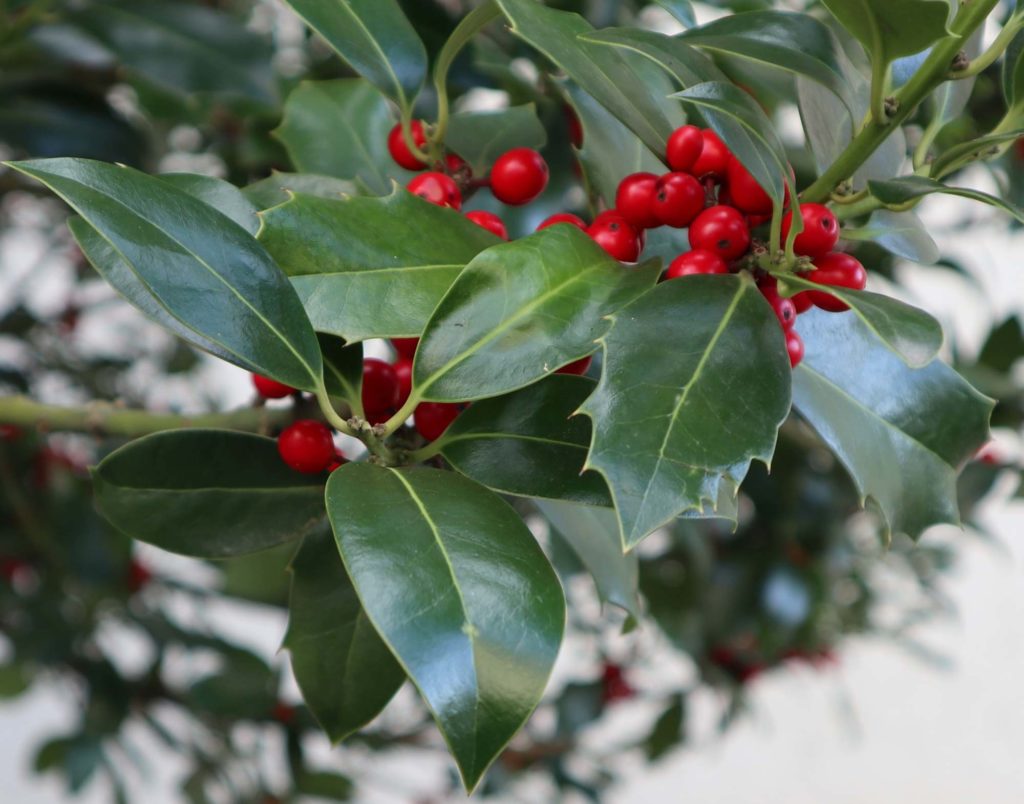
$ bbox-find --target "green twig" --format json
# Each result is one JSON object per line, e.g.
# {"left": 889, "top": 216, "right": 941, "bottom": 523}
{"left": 949, "top": 16, "right": 1024, "bottom": 80}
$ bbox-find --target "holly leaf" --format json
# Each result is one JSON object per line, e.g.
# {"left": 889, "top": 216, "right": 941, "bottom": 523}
{"left": 653, "top": 0, "right": 696, "bottom": 28}
{"left": 820, "top": 0, "right": 950, "bottom": 67}
{"left": 279, "top": 0, "right": 426, "bottom": 112}
{"left": 325, "top": 463, "right": 564, "bottom": 792}
{"left": 414, "top": 226, "right": 661, "bottom": 402}
{"left": 11, "top": 158, "right": 323, "bottom": 391}
{"left": 258, "top": 188, "right": 499, "bottom": 341}
{"left": 579, "top": 276, "right": 791, "bottom": 549}
{"left": 284, "top": 526, "right": 404, "bottom": 742}
{"left": 274, "top": 79, "right": 411, "bottom": 196}
{"left": 793, "top": 310, "right": 993, "bottom": 539}
{"left": 868, "top": 176, "right": 1024, "bottom": 224}
{"left": 580, "top": 27, "right": 726, "bottom": 90}
{"left": 841, "top": 209, "right": 940, "bottom": 264}
{"left": 93, "top": 431, "right": 327, "bottom": 558}
{"left": 1003, "top": 27, "right": 1024, "bottom": 110}
{"left": 437, "top": 375, "right": 611, "bottom": 506}
{"left": 535, "top": 498, "right": 641, "bottom": 621}
{"left": 319, "top": 334, "right": 364, "bottom": 412}
{"left": 243, "top": 172, "right": 356, "bottom": 210}
{"left": 444, "top": 105, "right": 547, "bottom": 175}
{"left": 497, "top": 0, "right": 676, "bottom": 157}
{"left": 160, "top": 173, "right": 260, "bottom": 235}
{"left": 777, "top": 275, "right": 943, "bottom": 367}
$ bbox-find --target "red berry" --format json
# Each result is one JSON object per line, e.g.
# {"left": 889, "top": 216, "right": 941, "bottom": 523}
{"left": 0, "top": 425, "right": 22, "bottom": 441}
{"left": 557, "top": 355, "right": 593, "bottom": 376}
{"left": 688, "top": 205, "right": 750, "bottom": 261}
{"left": 601, "top": 663, "right": 634, "bottom": 704}
{"left": 791, "top": 284, "right": 815, "bottom": 313}
{"left": 587, "top": 214, "right": 642, "bottom": 262}
{"left": 652, "top": 172, "right": 704, "bottom": 228}
{"left": 786, "top": 330, "right": 805, "bottom": 368}
{"left": 538, "top": 212, "right": 587, "bottom": 231}
{"left": 465, "top": 210, "right": 509, "bottom": 240}
{"left": 362, "top": 359, "right": 400, "bottom": 415}
{"left": 278, "top": 420, "right": 335, "bottom": 474}
{"left": 366, "top": 407, "right": 395, "bottom": 426}
{"left": 727, "top": 157, "right": 773, "bottom": 215}
{"left": 805, "top": 252, "right": 867, "bottom": 312}
{"left": 393, "top": 357, "right": 413, "bottom": 406}
{"left": 565, "top": 105, "right": 584, "bottom": 149}
{"left": 445, "top": 152, "right": 468, "bottom": 175}
{"left": 252, "top": 373, "right": 296, "bottom": 399}
{"left": 490, "top": 147, "right": 549, "bottom": 205}
{"left": 271, "top": 702, "right": 296, "bottom": 725}
{"left": 414, "top": 402, "right": 461, "bottom": 441}
{"left": 391, "top": 338, "right": 418, "bottom": 359}
{"left": 666, "top": 249, "right": 728, "bottom": 279}
{"left": 407, "top": 172, "right": 461, "bottom": 209}
{"left": 782, "top": 203, "right": 839, "bottom": 258}
{"left": 615, "top": 172, "right": 661, "bottom": 230}
{"left": 666, "top": 124, "right": 704, "bottom": 173}
{"left": 690, "top": 130, "right": 731, "bottom": 181}
{"left": 759, "top": 279, "right": 797, "bottom": 330}
{"left": 387, "top": 121, "right": 427, "bottom": 171}
{"left": 127, "top": 559, "right": 153, "bottom": 593}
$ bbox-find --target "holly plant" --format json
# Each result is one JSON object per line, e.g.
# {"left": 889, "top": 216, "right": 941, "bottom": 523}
{"left": 2, "top": 0, "right": 1022, "bottom": 796}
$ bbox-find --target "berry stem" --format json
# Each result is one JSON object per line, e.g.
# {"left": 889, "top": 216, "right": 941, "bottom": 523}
{"left": 313, "top": 386, "right": 357, "bottom": 438}
{"left": 379, "top": 390, "right": 422, "bottom": 439}
{"left": 948, "top": 14, "right": 1024, "bottom": 80}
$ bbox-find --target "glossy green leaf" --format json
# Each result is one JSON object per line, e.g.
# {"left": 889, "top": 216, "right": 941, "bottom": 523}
{"left": 1003, "top": 27, "right": 1024, "bottom": 109}
{"left": 285, "top": 526, "right": 404, "bottom": 742}
{"left": 842, "top": 209, "right": 940, "bottom": 264}
{"left": 535, "top": 498, "right": 640, "bottom": 621}
{"left": 68, "top": 0, "right": 275, "bottom": 105}
{"left": 258, "top": 188, "right": 499, "bottom": 341}
{"left": 793, "top": 310, "right": 993, "bottom": 539}
{"left": 653, "top": 0, "right": 696, "bottom": 28}
{"left": 160, "top": 173, "right": 260, "bottom": 235}
{"left": 279, "top": 0, "right": 427, "bottom": 111}
{"left": 444, "top": 105, "right": 547, "bottom": 175}
{"left": 274, "top": 80, "right": 410, "bottom": 196}
{"left": 414, "top": 226, "right": 661, "bottom": 402}
{"left": 778, "top": 274, "right": 943, "bottom": 367}
{"left": 868, "top": 176, "right": 1024, "bottom": 224}
{"left": 497, "top": 0, "right": 676, "bottom": 157}
{"left": 580, "top": 275, "right": 791, "bottom": 549}
{"left": 93, "top": 431, "right": 327, "bottom": 558}
{"left": 243, "top": 172, "right": 356, "bottom": 210}
{"left": 820, "top": 0, "right": 950, "bottom": 66}
{"left": 325, "top": 463, "right": 564, "bottom": 791}
{"left": 319, "top": 334, "right": 364, "bottom": 412}
{"left": 677, "top": 11, "right": 855, "bottom": 115}
{"left": 437, "top": 375, "right": 610, "bottom": 506}
{"left": 12, "top": 158, "right": 323, "bottom": 390}
{"left": 581, "top": 27, "right": 726, "bottom": 91}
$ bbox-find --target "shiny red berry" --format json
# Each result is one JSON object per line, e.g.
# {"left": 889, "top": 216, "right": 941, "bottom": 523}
{"left": 588, "top": 214, "right": 642, "bottom": 262}
{"left": 387, "top": 120, "right": 427, "bottom": 170}
{"left": 665, "top": 249, "right": 728, "bottom": 279}
{"left": 391, "top": 337, "right": 418, "bottom": 359}
{"left": 786, "top": 330, "right": 805, "bottom": 368}
{"left": 727, "top": 157, "right": 774, "bottom": 215}
{"left": 557, "top": 355, "right": 593, "bottom": 376}
{"left": 465, "top": 210, "right": 509, "bottom": 240}
{"left": 490, "top": 147, "right": 549, "bottom": 205}
{"left": 538, "top": 212, "right": 587, "bottom": 231}
{"left": 362, "top": 359, "right": 400, "bottom": 415}
{"left": 565, "top": 104, "right": 584, "bottom": 149}
{"left": 407, "top": 172, "right": 461, "bottom": 209}
{"left": 690, "top": 130, "right": 731, "bottom": 181}
{"left": 445, "top": 152, "right": 468, "bottom": 175}
{"left": 127, "top": 559, "right": 153, "bottom": 593}
{"left": 414, "top": 402, "right": 461, "bottom": 441}
{"left": 759, "top": 279, "right": 797, "bottom": 330}
{"left": 666, "top": 124, "right": 704, "bottom": 173}
{"left": 805, "top": 252, "right": 867, "bottom": 312}
{"left": 601, "top": 663, "right": 634, "bottom": 703}
{"left": 782, "top": 203, "right": 839, "bottom": 258}
{"left": 252, "top": 374, "right": 295, "bottom": 399}
{"left": 688, "top": 205, "right": 750, "bottom": 261}
{"left": 652, "top": 172, "right": 704, "bottom": 228}
{"left": 615, "top": 172, "right": 661, "bottom": 230}
{"left": 393, "top": 357, "right": 413, "bottom": 407}
{"left": 278, "top": 420, "right": 335, "bottom": 473}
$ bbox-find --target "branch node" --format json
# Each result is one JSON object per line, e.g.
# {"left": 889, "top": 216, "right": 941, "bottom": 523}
{"left": 883, "top": 97, "right": 900, "bottom": 118}
{"left": 951, "top": 49, "right": 970, "bottom": 72}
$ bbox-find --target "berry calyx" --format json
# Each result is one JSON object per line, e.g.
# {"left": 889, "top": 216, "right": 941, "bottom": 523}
{"left": 407, "top": 172, "right": 462, "bottom": 209}
{"left": 690, "top": 130, "right": 731, "bottom": 181}
{"left": 652, "top": 172, "right": 704, "bottom": 228}
{"left": 782, "top": 203, "right": 839, "bottom": 258}
{"left": 786, "top": 330, "right": 805, "bottom": 368}
{"left": 391, "top": 337, "right": 418, "bottom": 359}
{"left": 538, "top": 212, "right": 587, "bottom": 231}
{"left": 252, "top": 374, "right": 295, "bottom": 399}
{"left": 414, "top": 402, "right": 461, "bottom": 441}
{"left": 666, "top": 124, "right": 704, "bottom": 173}
{"left": 362, "top": 359, "right": 400, "bottom": 416}
{"left": 557, "top": 355, "right": 593, "bottom": 376}
{"left": 387, "top": 120, "right": 427, "bottom": 171}
{"left": 277, "top": 420, "right": 335, "bottom": 474}
{"left": 804, "top": 252, "right": 867, "bottom": 312}
{"left": 587, "top": 213, "right": 642, "bottom": 262}
{"left": 688, "top": 205, "right": 750, "bottom": 261}
{"left": 615, "top": 172, "right": 661, "bottom": 230}
{"left": 393, "top": 357, "right": 413, "bottom": 407}
{"left": 490, "top": 147, "right": 549, "bottom": 206}
{"left": 465, "top": 210, "right": 509, "bottom": 240}
{"left": 666, "top": 249, "right": 728, "bottom": 279}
